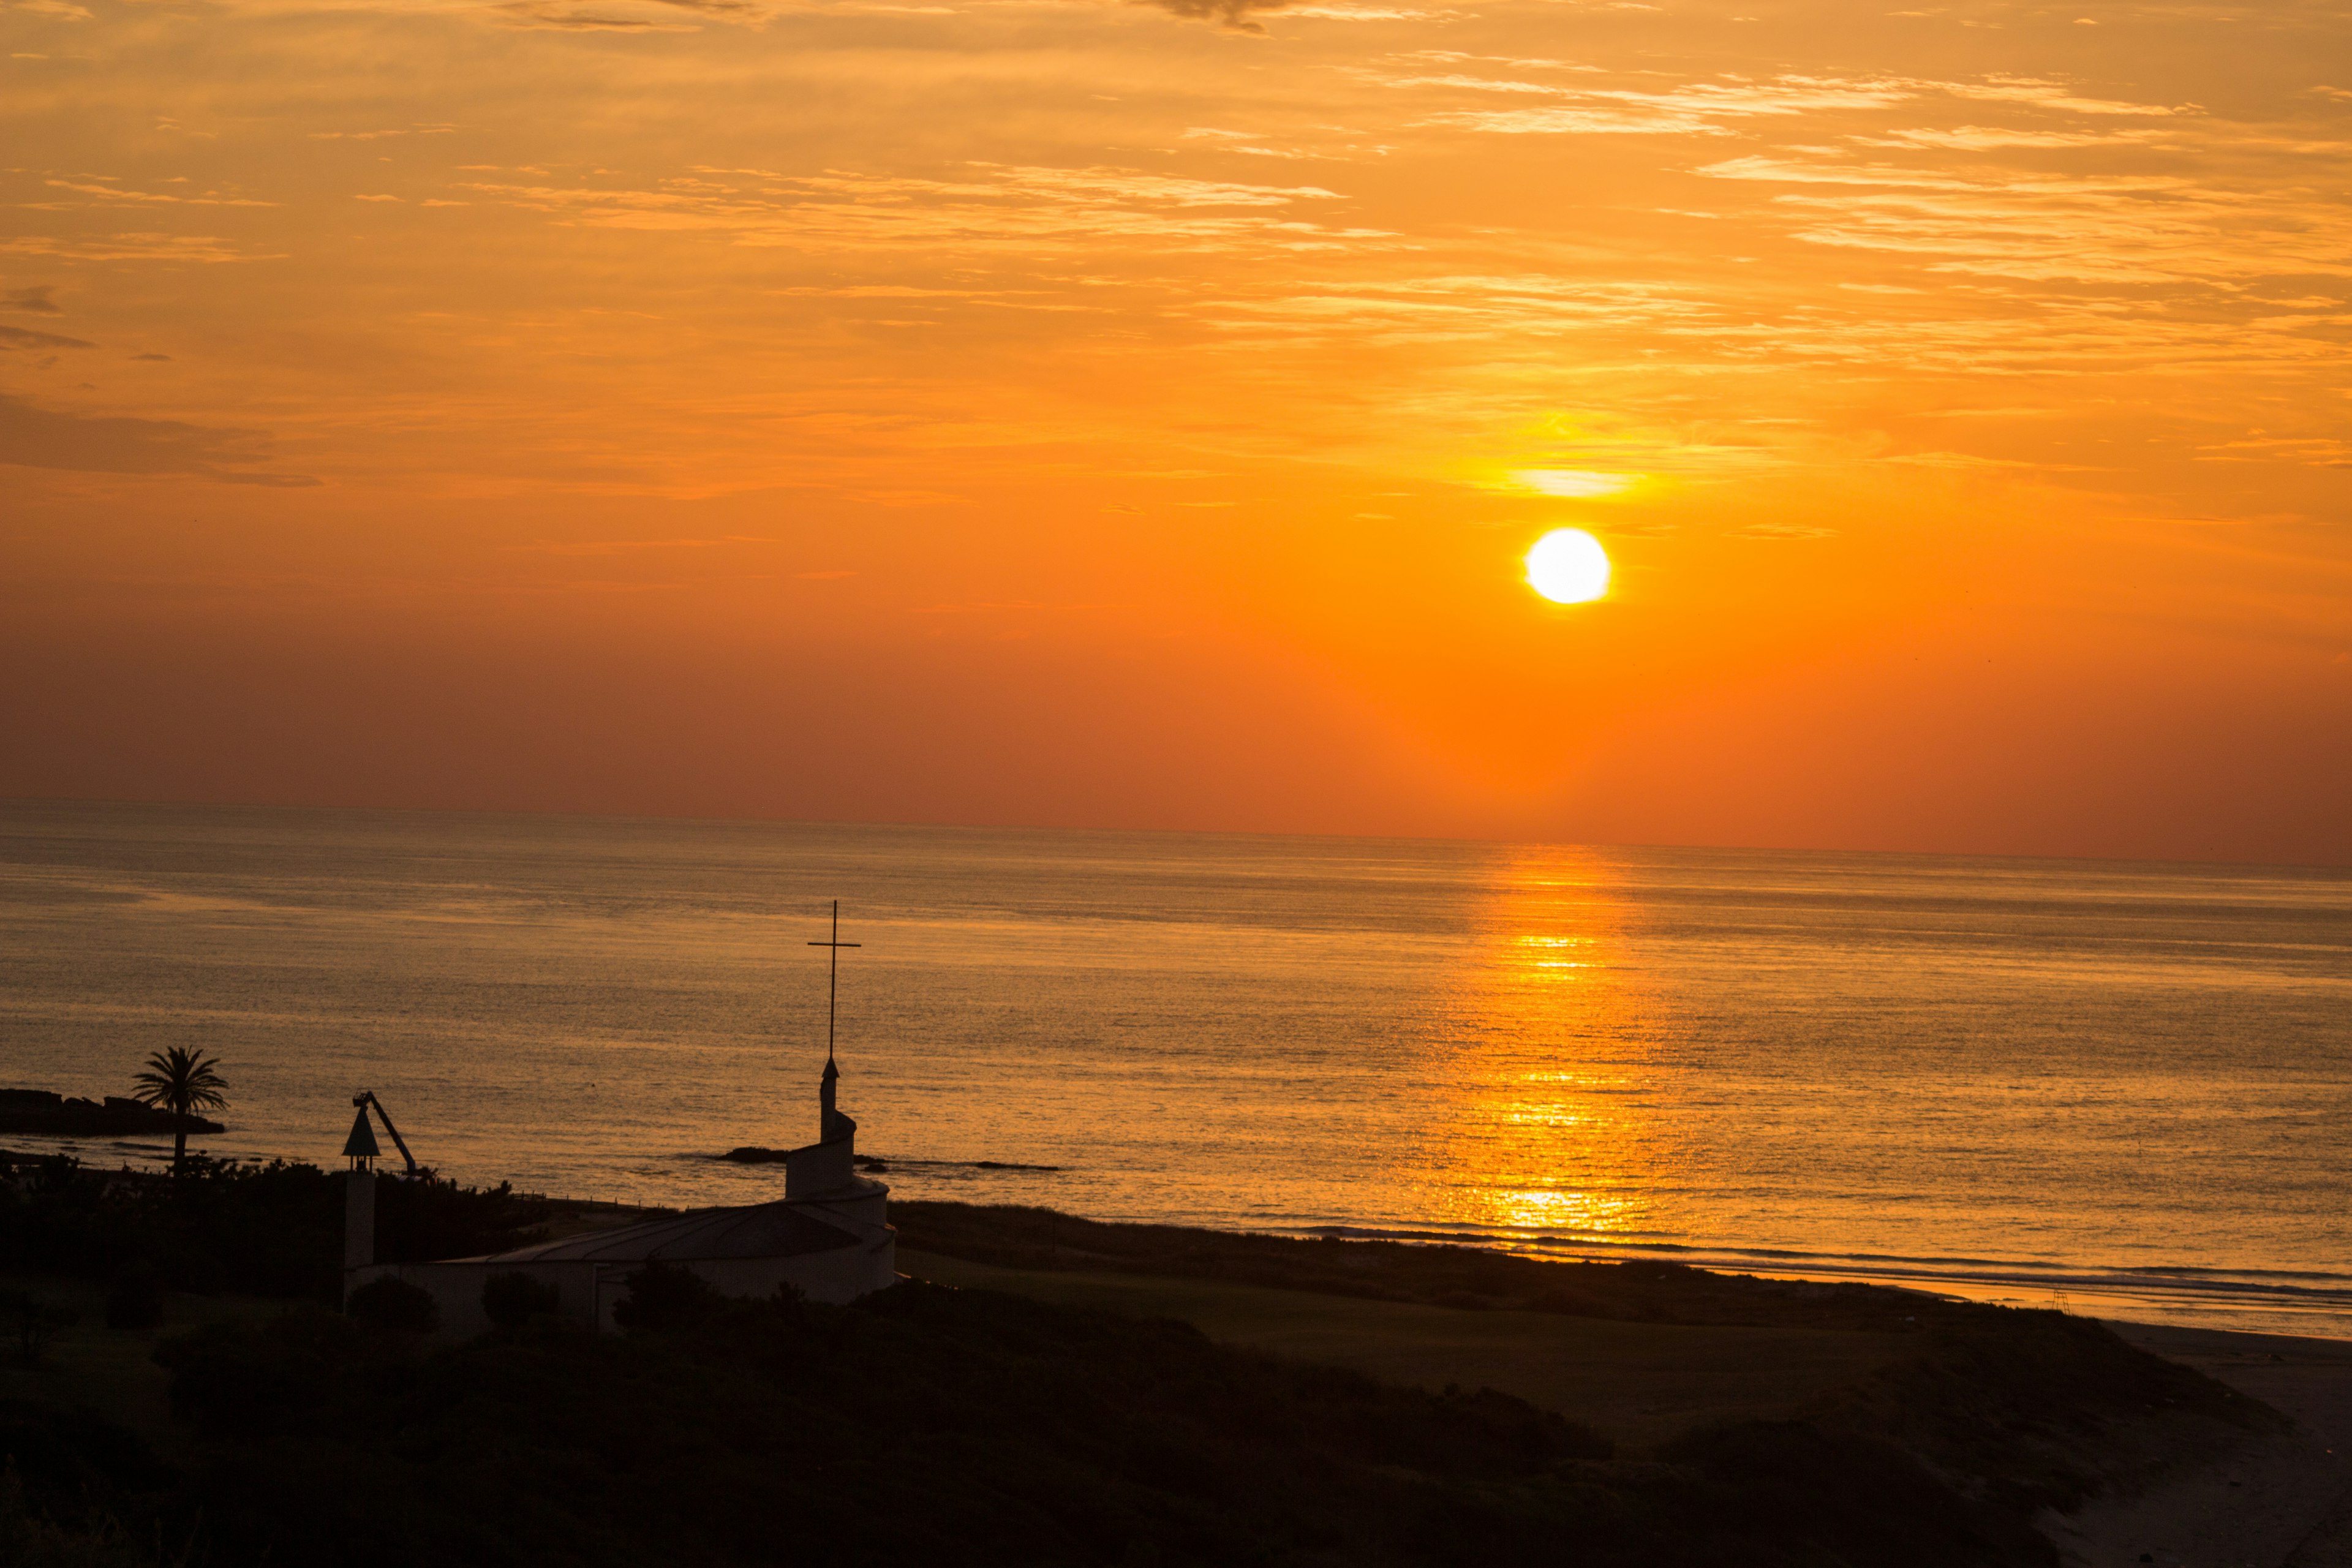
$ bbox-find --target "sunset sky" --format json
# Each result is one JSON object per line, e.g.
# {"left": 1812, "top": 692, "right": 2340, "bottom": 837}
{"left": 3, "top": 0, "right": 2346, "bottom": 861}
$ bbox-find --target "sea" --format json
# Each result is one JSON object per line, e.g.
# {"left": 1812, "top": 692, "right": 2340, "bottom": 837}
{"left": 2, "top": 799, "right": 2346, "bottom": 1338}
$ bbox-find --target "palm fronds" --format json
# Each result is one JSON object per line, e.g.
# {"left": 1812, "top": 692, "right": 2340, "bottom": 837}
{"left": 132, "top": 1046, "right": 231, "bottom": 1117}
{"left": 131, "top": 1046, "right": 229, "bottom": 1174}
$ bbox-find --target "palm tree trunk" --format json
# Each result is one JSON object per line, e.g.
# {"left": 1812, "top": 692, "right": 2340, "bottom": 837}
{"left": 173, "top": 1123, "right": 187, "bottom": 1175}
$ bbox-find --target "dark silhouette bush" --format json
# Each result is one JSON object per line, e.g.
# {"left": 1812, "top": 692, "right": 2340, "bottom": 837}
{"left": 0, "top": 1461, "right": 155, "bottom": 1568}
{"left": 153, "top": 1309, "right": 372, "bottom": 1440}
{"left": 104, "top": 1268, "right": 164, "bottom": 1331}
{"left": 0, "top": 1294, "right": 76, "bottom": 1367}
{"left": 344, "top": 1276, "right": 438, "bottom": 1336}
{"left": 0, "top": 1155, "right": 547, "bottom": 1307}
{"left": 130, "top": 1277, "right": 2088, "bottom": 1568}
{"left": 480, "top": 1272, "right": 560, "bottom": 1330}
{"left": 610, "top": 1262, "right": 720, "bottom": 1335}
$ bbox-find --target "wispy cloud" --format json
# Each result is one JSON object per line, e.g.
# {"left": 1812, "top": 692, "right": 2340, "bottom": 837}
{"left": 1417, "top": 72, "right": 1925, "bottom": 137}
{"left": 1700, "top": 150, "right": 2352, "bottom": 290}
{"left": 36, "top": 178, "right": 274, "bottom": 208}
{"left": 0, "top": 233, "right": 265, "bottom": 263}
{"left": 508, "top": 535, "right": 777, "bottom": 554}
{"left": 456, "top": 163, "right": 1381, "bottom": 255}
{"left": 0, "top": 323, "right": 93, "bottom": 350}
{"left": 1129, "top": 0, "right": 1294, "bottom": 34}
{"left": 0, "top": 394, "right": 316, "bottom": 484}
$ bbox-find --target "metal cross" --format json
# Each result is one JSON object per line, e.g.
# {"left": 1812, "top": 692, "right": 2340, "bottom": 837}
{"left": 807, "top": 899, "right": 861, "bottom": 1064}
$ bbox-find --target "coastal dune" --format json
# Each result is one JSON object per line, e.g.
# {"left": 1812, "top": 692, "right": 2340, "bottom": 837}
{"left": 894, "top": 1202, "right": 2352, "bottom": 1567}
{"left": 899, "top": 1246, "right": 1912, "bottom": 1450}
{"left": 2046, "top": 1325, "right": 2352, "bottom": 1568}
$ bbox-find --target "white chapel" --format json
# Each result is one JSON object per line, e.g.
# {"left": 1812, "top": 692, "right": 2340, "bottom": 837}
{"left": 342, "top": 908, "right": 898, "bottom": 1335}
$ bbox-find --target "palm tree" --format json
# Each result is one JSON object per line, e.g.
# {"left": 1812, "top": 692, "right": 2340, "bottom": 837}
{"left": 130, "top": 1047, "right": 229, "bottom": 1175}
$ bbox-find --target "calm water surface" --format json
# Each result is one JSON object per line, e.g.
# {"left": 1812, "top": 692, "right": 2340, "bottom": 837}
{"left": 3, "top": 801, "right": 2346, "bottom": 1335}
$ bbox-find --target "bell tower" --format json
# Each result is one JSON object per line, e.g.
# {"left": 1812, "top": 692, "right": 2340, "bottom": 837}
{"left": 342, "top": 1100, "right": 380, "bottom": 1280}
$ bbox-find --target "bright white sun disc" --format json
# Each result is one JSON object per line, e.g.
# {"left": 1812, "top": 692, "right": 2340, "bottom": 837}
{"left": 1525, "top": 529, "right": 1611, "bottom": 605}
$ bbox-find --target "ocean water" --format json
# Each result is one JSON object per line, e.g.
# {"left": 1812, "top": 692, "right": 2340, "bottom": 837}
{"left": 2, "top": 799, "right": 2347, "bottom": 1336}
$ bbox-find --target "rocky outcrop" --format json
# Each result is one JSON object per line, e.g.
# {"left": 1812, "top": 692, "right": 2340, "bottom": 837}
{"left": 0, "top": 1088, "right": 224, "bottom": 1137}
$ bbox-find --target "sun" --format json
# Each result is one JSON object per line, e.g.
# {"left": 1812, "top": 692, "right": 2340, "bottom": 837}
{"left": 1524, "top": 529, "right": 1611, "bottom": 605}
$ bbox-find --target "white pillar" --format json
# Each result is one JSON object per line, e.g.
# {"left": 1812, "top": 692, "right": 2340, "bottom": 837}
{"left": 345, "top": 1165, "right": 376, "bottom": 1273}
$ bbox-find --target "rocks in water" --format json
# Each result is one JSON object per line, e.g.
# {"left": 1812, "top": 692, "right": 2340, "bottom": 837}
{"left": 718, "top": 1146, "right": 888, "bottom": 1170}
{"left": 0, "top": 1087, "right": 225, "bottom": 1138}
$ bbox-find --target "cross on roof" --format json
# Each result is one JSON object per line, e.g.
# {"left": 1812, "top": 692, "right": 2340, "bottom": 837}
{"left": 807, "top": 899, "right": 861, "bottom": 1065}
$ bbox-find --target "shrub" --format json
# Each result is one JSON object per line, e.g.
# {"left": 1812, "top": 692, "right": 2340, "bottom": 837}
{"left": 344, "top": 1276, "right": 439, "bottom": 1336}
{"left": 0, "top": 1157, "right": 548, "bottom": 1308}
{"left": 153, "top": 1309, "right": 364, "bottom": 1437}
{"left": 0, "top": 1462, "right": 156, "bottom": 1568}
{"left": 104, "top": 1270, "right": 163, "bottom": 1332}
{"left": 611, "top": 1262, "right": 721, "bottom": 1335}
{"left": 0, "top": 1293, "right": 77, "bottom": 1366}
{"left": 480, "top": 1272, "right": 561, "bottom": 1330}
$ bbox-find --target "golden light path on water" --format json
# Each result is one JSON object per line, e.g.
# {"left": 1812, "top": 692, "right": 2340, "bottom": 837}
{"left": 1418, "top": 846, "right": 1668, "bottom": 1243}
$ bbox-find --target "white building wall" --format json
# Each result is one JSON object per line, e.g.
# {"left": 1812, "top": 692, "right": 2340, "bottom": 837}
{"left": 350, "top": 1231, "right": 895, "bottom": 1341}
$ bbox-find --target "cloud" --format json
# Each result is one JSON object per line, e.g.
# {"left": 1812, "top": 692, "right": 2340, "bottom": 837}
{"left": 491, "top": 2, "right": 706, "bottom": 28}
{"left": 1514, "top": 468, "right": 1634, "bottom": 497}
{"left": 456, "top": 164, "right": 1373, "bottom": 257}
{"left": 0, "top": 234, "right": 261, "bottom": 263}
{"left": 0, "top": 394, "right": 318, "bottom": 484}
{"left": 1282, "top": 4, "right": 1448, "bottom": 15}
{"left": 39, "top": 178, "right": 274, "bottom": 208}
{"left": 2, "top": 285, "right": 61, "bottom": 314}
{"left": 1728, "top": 522, "right": 1836, "bottom": 539}
{"left": 1696, "top": 147, "right": 2352, "bottom": 292}
{"left": 1857, "top": 124, "right": 2168, "bottom": 150}
{"left": 1419, "top": 73, "right": 1924, "bottom": 138}
{"left": 130, "top": 352, "right": 172, "bottom": 361}
{"left": 308, "top": 125, "right": 456, "bottom": 140}
{"left": 0, "top": 323, "right": 91, "bottom": 350}
{"left": 491, "top": 0, "right": 756, "bottom": 27}
{"left": 1129, "top": 0, "right": 1292, "bottom": 33}
{"left": 1946, "top": 74, "right": 2187, "bottom": 118}
{"left": 508, "top": 535, "right": 771, "bottom": 554}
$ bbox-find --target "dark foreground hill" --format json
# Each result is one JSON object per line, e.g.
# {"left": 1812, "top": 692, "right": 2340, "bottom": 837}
{"left": 0, "top": 1167, "right": 2276, "bottom": 1567}
{"left": 888, "top": 1202, "right": 2275, "bottom": 1535}
{"left": 16, "top": 1278, "right": 2068, "bottom": 1568}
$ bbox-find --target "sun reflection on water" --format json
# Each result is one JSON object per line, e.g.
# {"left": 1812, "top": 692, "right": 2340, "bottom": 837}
{"left": 1412, "top": 846, "right": 1673, "bottom": 1242}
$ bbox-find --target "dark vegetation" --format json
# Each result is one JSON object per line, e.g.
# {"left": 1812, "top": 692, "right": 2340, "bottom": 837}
{"left": 0, "top": 1152, "right": 546, "bottom": 1303}
{"left": 344, "top": 1275, "right": 440, "bottom": 1335}
{"left": 0, "top": 1173, "right": 2274, "bottom": 1567}
{"left": 1, "top": 1293, "right": 78, "bottom": 1366}
{"left": 125, "top": 1054, "right": 230, "bottom": 1177}
{"left": 480, "top": 1270, "right": 561, "bottom": 1330}
{"left": 22, "top": 1277, "right": 2063, "bottom": 1568}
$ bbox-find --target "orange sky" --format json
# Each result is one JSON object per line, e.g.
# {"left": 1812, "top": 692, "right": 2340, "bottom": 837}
{"left": 3, "top": 0, "right": 2347, "bottom": 861}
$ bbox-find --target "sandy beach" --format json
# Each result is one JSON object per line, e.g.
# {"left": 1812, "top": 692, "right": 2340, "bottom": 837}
{"left": 2040, "top": 1324, "right": 2352, "bottom": 1568}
